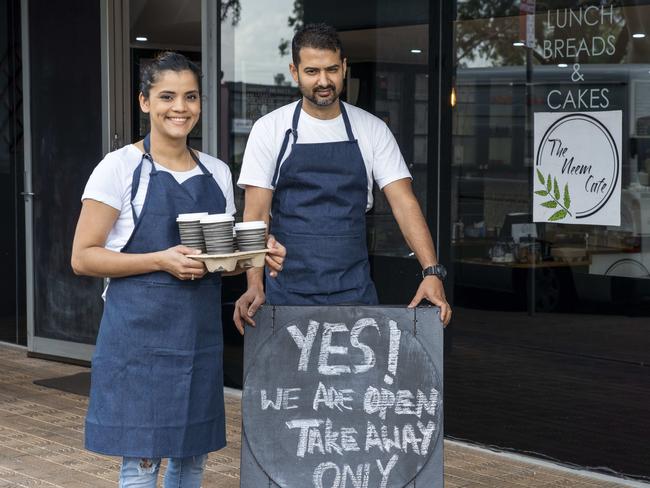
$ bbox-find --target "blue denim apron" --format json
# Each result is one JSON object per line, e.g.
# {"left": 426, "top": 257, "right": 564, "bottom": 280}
{"left": 266, "top": 100, "right": 378, "bottom": 305}
{"left": 85, "top": 135, "right": 227, "bottom": 458}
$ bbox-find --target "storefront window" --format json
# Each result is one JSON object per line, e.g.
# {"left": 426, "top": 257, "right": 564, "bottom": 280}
{"left": 449, "top": 0, "right": 650, "bottom": 478}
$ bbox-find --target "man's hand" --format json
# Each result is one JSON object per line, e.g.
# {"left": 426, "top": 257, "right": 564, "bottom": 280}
{"left": 408, "top": 276, "right": 452, "bottom": 326}
{"left": 265, "top": 235, "right": 286, "bottom": 278}
{"left": 233, "top": 283, "right": 265, "bottom": 335}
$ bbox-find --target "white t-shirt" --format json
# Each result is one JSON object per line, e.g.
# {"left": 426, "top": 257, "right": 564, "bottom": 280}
{"left": 237, "top": 101, "right": 412, "bottom": 210}
{"left": 82, "top": 144, "right": 236, "bottom": 253}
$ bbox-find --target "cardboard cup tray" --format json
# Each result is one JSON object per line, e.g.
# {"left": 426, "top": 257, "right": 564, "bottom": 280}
{"left": 189, "top": 249, "right": 269, "bottom": 273}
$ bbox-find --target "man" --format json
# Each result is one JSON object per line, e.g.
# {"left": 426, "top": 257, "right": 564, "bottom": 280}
{"left": 233, "top": 23, "right": 450, "bottom": 331}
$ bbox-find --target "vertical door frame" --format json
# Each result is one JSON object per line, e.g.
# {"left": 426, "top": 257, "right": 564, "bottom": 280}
{"left": 202, "top": 0, "right": 219, "bottom": 155}
{"left": 20, "top": 0, "right": 34, "bottom": 351}
{"left": 105, "top": 0, "right": 131, "bottom": 153}
{"left": 428, "top": 0, "right": 454, "bottom": 302}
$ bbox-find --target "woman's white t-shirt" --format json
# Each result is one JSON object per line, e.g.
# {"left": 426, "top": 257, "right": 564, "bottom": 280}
{"left": 82, "top": 144, "right": 236, "bottom": 253}
{"left": 237, "top": 101, "right": 412, "bottom": 211}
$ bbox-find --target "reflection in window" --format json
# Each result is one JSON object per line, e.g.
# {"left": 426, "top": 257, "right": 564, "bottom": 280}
{"left": 452, "top": 2, "right": 650, "bottom": 314}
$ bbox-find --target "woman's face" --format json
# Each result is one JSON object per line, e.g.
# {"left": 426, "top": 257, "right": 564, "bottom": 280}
{"left": 139, "top": 69, "right": 200, "bottom": 141}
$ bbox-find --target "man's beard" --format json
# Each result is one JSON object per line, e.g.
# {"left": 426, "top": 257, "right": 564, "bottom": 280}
{"left": 299, "top": 80, "right": 339, "bottom": 107}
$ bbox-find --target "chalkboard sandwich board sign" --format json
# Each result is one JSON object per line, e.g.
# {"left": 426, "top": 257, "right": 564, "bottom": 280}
{"left": 241, "top": 306, "right": 444, "bottom": 488}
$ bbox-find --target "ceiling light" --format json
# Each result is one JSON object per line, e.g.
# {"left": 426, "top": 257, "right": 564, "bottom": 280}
{"left": 513, "top": 41, "right": 525, "bottom": 47}
{"left": 633, "top": 33, "right": 646, "bottom": 39}
{"left": 136, "top": 36, "right": 148, "bottom": 42}
{"left": 410, "top": 49, "right": 422, "bottom": 54}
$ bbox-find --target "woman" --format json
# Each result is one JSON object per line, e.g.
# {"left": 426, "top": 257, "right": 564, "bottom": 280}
{"left": 71, "top": 51, "right": 285, "bottom": 487}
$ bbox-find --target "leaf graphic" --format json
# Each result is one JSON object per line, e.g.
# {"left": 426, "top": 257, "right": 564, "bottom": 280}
{"left": 563, "top": 183, "right": 571, "bottom": 209}
{"left": 549, "top": 209, "right": 568, "bottom": 221}
{"left": 547, "top": 174, "right": 552, "bottom": 192}
{"left": 536, "top": 169, "right": 545, "bottom": 185}
{"left": 535, "top": 190, "right": 549, "bottom": 196}
{"left": 553, "top": 177, "right": 561, "bottom": 200}
{"left": 541, "top": 200, "right": 558, "bottom": 208}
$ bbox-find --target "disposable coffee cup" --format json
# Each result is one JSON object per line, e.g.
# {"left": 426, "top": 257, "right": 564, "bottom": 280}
{"left": 201, "top": 214, "right": 235, "bottom": 254}
{"left": 235, "top": 221, "right": 267, "bottom": 251}
{"left": 177, "top": 212, "right": 208, "bottom": 252}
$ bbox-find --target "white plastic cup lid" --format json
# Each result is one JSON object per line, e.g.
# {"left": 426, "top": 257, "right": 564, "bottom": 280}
{"left": 234, "top": 221, "right": 267, "bottom": 230}
{"left": 177, "top": 212, "right": 208, "bottom": 222}
{"left": 200, "top": 213, "right": 235, "bottom": 224}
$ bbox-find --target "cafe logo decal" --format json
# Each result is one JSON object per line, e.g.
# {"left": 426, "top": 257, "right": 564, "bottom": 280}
{"left": 533, "top": 111, "right": 621, "bottom": 226}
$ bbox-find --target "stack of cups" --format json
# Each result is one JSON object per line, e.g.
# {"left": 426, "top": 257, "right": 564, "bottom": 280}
{"left": 201, "top": 214, "right": 235, "bottom": 254}
{"left": 235, "top": 221, "right": 267, "bottom": 251}
{"left": 177, "top": 212, "right": 208, "bottom": 253}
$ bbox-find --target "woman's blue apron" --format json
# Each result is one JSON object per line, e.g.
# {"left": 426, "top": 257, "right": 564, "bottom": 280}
{"left": 266, "top": 100, "right": 378, "bottom": 305}
{"left": 85, "top": 135, "right": 227, "bottom": 458}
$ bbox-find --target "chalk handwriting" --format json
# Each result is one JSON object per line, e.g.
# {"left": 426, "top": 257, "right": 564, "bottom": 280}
{"left": 287, "top": 319, "right": 385, "bottom": 376}
{"left": 260, "top": 388, "right": 301, "bottom": 410}
{"left": 313, "top": 382, "right": 355, "bottom": 412}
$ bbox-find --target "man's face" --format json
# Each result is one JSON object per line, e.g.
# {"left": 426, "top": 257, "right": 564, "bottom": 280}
{"left": 290, "top": 47, "right": 346, "bottom": 107}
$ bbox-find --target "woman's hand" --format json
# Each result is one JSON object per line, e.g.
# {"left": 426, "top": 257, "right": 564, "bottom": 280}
{"left": 265, "top": 235, "right": 286, "bottom": 278}
{"left": 155, "top": 245, "right": 207, "bottom": 280}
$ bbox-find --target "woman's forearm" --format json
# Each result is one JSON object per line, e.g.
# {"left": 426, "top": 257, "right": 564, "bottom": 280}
{"left": 71, "top": 246, "right": 162, "bottom": 278}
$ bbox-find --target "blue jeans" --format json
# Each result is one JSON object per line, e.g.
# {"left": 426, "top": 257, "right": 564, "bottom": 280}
{"left": 119, "top": 455, "right": 207, "bottom": 488}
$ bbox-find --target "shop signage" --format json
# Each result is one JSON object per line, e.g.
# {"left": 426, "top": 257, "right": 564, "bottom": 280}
{"left": 533, "top": 110, "right": 621, "bottom": 225}
{"left": 240, "top": 306, "right": 444, "bottom": 488}
{"left": 541, "top": 6, "right": 618, "bottom": 111}
{"left": 533, "top": 5, "right": 622, "bottom": 226}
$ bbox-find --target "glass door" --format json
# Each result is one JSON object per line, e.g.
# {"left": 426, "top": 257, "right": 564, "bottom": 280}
{"left": 25, "top": 0, "right": 215, "bottom": 361}
{"left": 25, "top": 0, "right": 104, "bottom": 360}
{"left": 219, "top": 0, "right": 437, "bottom": 386}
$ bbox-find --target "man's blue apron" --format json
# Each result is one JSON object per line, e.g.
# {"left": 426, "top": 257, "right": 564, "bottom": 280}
{"left": 85, "top": 135, "right": 227, "bottom": 458}
{"left": 266, "top": 100, "right": 378, "bottom": 305}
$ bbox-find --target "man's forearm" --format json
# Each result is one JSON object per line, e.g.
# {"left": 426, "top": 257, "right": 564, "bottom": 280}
{"left": 242, "top": 185, "right": 274, "bottom": 289}
{"left": 246, "top": 266, "right": 265, "bottom": 287}
{"left": 395, "top": 199, "right": 438, "bottom": 268}
{"left": 384, "top": 179, "right": 439, "bottom": 268}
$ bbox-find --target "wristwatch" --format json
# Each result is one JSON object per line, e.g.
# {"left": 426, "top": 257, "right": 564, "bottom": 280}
{"left": 422, "top": 264, "right": 447, "bottom": 281}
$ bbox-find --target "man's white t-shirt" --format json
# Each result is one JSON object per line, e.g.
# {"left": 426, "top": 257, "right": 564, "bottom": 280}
{"left": 237, "top": 100, "right": 412, "bottom": 210}
{"left": 82, "top": 144, "right": 236, "bottom": 253}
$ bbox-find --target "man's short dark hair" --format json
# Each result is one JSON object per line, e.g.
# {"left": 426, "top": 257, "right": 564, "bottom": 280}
{"left": 292, "top": 23, "right": 344, "bottom": 66}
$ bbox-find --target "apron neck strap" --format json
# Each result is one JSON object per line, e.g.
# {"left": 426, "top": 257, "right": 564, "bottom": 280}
{"left": 338, "top": 101, "right": 356, "bottom": 142}
{"left": 188, "top": 148, "right": 212, "bottom": 175}
{"left": 131, "top": 134, "right": 154, "bottom": 223}
{"left": 272, "top": 100, "right": 302, "bottom": 187}
{"left": 291, "top": 99, "right": 302, "bottom": 141}
{"left": 143, "top": 133, "right": 154, "bottom": 163}
{"left": 130, "top": 152, "right": 150, "bottom": 224}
